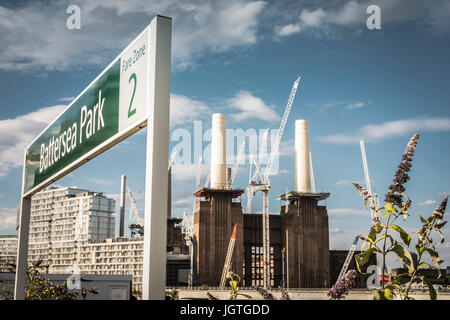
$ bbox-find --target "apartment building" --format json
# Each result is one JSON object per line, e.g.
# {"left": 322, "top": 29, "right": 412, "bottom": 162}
{"left": 0, "top": 235, "right": 17, "bottom": 272}
{"left": 28, "top": 187, "right": 115, "bottom": 273}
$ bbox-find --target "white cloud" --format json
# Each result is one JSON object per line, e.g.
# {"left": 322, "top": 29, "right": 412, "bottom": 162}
{"left": 300, "top": 8, "right": 327, "bottom": 27}
{"left": 170, "top": 93, "right": 210, "bottom": 126}
{"left": 328, "top": 208, "right": 368, "bottom": 216}
{"left": 0, "top": 105, "right": 66, "bottom": 177}
{"left": 173, "top": 196, "right": 194, "bottom": 210}
{"left": 329, "top": 227, "right": 342, "bottom": 233}
{"left": 227, "top": 91, "right": 281, "bottom": 123}
{"left": 318, "top": 117, "right": 450, "bottom": 144}
{"left": 268, "top": 169, "right": 289, "bottom": 176}
{"left": 332, "top": 180, "right": 360, "bottom": 186}
{"left": 419, "top": 199, "right": 437, "bottom": 206}
{"left": 0, "top": 207, "right": 18, "bottom": 231}
{"left": 171, "top": 163, "right": 209, "bottom": 183}
{"left": 58, "top": 97, "right": 75, "bottom": 102}
{"left": 346, "top": 101, "right": 365, "bottom": 110}
{"left": 274, "top": 0, "right": 450, "bottom": 37}
{"left": 275, "top": 23, "right": 301, "bottom": 36}
{"left": 88, "top": 178, "right": 115, "bottom": 186}
{"left": 0, "top": 0, "right": 266, "bottom": 72}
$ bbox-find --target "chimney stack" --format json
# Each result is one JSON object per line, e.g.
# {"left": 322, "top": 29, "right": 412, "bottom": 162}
{"left": 211, "top": 113, "right": 227, "bottom": 189}
{"left": 295, "top": 120, "right": 311, "bottom": 193}
{"left": 119, "top": 174, "right": 126, "bottom": 237}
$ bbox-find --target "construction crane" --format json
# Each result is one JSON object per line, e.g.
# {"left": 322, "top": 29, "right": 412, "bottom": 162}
{"left": 128, "top": 187, "right": 144, "bottom": 237}
{"left": 228, "top": 141, "right": 245, "bottom": 188}
{"left": 336, "top": 235, "right": 360, "bottom": 282}
{"left": 360, "top": 139, "right": 385, "bottom": 282}
{"left": 247, "top": 76, "right": 301, "bottom": 288}
{"left": 360, "top": 139, "right": 380, "bottom": 224}
{"left": 181, "top": 211, "right": 195, "bottom": 287}
{"left": 168, "top": 146, "right": 178, "bottom": 171}
{"left": 246, "top": 129, "right": 269, "bottom": 213}
{"left": 220, "top": 223, "right": 238, "bottom": 288}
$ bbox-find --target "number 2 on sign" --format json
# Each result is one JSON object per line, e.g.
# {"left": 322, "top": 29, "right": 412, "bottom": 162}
{"left": 128, "top": 73, "right": 137, "bottom": 118}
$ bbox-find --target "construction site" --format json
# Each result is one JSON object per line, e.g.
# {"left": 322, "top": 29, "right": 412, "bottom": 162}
{"left": 2, "top": 74, "right": 450, "bottom": 300}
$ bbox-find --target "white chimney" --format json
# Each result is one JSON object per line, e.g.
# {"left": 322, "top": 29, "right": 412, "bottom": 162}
{"left": 211, "top": 113, "right": 227, "bottom": 189}
{"left": 295, "top": 120, "right": 311, "bottom": 193}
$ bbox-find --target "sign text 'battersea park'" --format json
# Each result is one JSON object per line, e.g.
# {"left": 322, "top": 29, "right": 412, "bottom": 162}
{"left": 23, "top": 22, "right": 154, "bottom": 195}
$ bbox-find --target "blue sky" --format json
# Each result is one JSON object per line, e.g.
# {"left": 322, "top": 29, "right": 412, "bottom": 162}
{"left": 0, "top": 0, "right": 449, "bottom": 269}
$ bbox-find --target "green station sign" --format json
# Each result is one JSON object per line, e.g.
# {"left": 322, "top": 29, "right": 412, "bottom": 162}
{"left": 23, "top": 27, "right": 151, "bottom": 195}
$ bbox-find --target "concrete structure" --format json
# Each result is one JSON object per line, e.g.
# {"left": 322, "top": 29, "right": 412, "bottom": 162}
{"left": 210, "top": 113, "right": 227, "bottom": 189}
{"left": 295, "top": 120, "right": 311, "bottom": 193}
{"left": 242, "top": 214, "right": 283, "bottom": 287}
{"left": 174, "top": 288, "right": 450, "bottom": 300}
{"left": 28, "top": 187, "right": 115, "bottom": 273}
{"left": 193, "top": 188, "right": 244, "bottom": 286}
{"left": 277, "top": 192, "right": 330, "bottom": 288}
{"left": 329, "top": 250, "right": 377, "bottom": 288}
{"left": 0, "top": 235, "right": 17, "bottom": 272}
{"left": 192, "top": 116, "right": 332, "bottom": 289}
{"left": 1, "top": 187, "right": 189, "bottom": 297}
{"left": 0, "top": 273, "right": 132, "bottom": 300}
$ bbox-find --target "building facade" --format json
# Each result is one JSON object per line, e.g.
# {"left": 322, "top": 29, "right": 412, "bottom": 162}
{"left": 28, "top": 187, "right": 116, "bottom": 273}
{"left": 0, "top": 235, "right": 17, "bottom": 272}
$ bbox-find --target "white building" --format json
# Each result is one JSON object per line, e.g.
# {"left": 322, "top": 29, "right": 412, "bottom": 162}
{"left": 28, "top": 187, "right": 116, "bottom": 273}
{"left": 78, "top": 237, "right": 145, "bottom": 294}
{"left": 1, "top": 187, "right": 189, "bottom": 297}
{"left": 0, "top": 235, "right": 17, "bottom": 272}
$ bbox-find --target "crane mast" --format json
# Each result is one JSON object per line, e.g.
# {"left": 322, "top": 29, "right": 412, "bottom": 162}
{"left": 247, "top": 76, "right": 301, "bottom": 289}
{"left": 359, "top": 139, "right": 380, "bottom": 223}
{"left": 220, "top": 223, "right": 238, "bottom": 288}
{"left": 127, "top": 188, "right": 144, "bottom": 237}
{"left": 229, "top": 141, "right": 245, "bottom": 188}
{"left": 337, "top": 235, "right": 359, "bottom": 282}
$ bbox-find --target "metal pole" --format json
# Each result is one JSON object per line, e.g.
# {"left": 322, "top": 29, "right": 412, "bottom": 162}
{"left": 119, "top": 174, "right": 126, "bottom": 237}
{"left": 14, "top": 148, "right": 31, "bottom": 300}
{"left": 142, "top": 15, "right": 172, "bottom": 300}
{"left": 282, "top": 248, "right": 286, "bottom": 289}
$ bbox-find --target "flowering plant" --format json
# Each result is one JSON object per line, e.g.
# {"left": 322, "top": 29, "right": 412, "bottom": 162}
{"left": 352, "top": 133, "right": 447, "bottom": 300}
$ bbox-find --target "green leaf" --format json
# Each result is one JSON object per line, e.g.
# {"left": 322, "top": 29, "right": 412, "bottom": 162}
{"left": 417, "top": 262, "right": 430, "bottom": 270}
{"left": 237, "top": 293, "right": 253, "bottom": 300}
{"left": 423, "top": 248, "right": 441, "bottom": 268}
{"left": 419, "top": 214, "right": 427, "bottom": 224}
{"left": 389, "top": 225, "right": 412, "bottom": 247}
{"left": 419, "top": 276, "right": 436, "bottom": 300}
{"left": 392, "top": 272, "right": 409, "bottom": 285}
{"left": 230, "top": 280, "right": 238, "bottom": 292}
{"left": 367, "top": 227, "right": 378, "bottom": 243}
{"left": 355, "top": 248, "right": 377, "bottom": 273}
{"left": 434, "top": 229, "right": 445, "bottom": 244}
{"left": 384, "top": 288, "right": 395, "bottom": 300}
{"left": 416, "top": 245, "right": 425, "bottom": 259}
{"left": 385, "top": 203, "right": 398, "bottom": 213}
{"left": 390, "top": 244, "right": 414, "bottom": 273}
{"left": 375, "top": 234, "right": 394, "bottom": 246}
{"left": 381, "top": 211, "right": 395, "bottom": 218}
{"left": 435, "top": 221, "right": 447, "bottom": 229}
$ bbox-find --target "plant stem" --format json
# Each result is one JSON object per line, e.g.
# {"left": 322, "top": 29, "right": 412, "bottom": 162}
{"left": 381, "top": 215, "right": 392, "bottom": 290}
{"left": 404, "top": 220, "right": 435, "bottom": 299}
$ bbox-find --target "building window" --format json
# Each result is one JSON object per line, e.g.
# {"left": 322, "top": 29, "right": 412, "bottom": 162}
{"left": 250, "top": 246, "right": 274, "bottom": 287}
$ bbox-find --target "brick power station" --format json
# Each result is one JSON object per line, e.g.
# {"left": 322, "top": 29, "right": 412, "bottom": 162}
{"left": 192, "top": 114, "right": 331, "bottom": 288}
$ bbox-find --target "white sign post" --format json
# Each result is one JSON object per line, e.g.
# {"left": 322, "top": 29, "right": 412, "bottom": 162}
{"left": 14, "top": 15, "right": 172, "bottom": 300}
